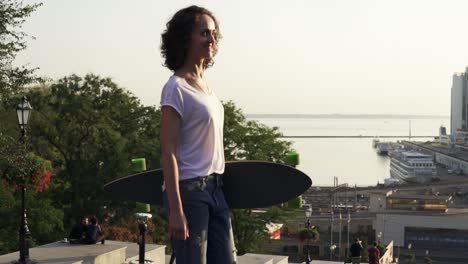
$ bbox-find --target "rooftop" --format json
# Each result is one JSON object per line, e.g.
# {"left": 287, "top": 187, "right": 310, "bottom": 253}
{"left": 388, "top": 193, "right": 451, "bottom": 201}
{"left": 407, "top": 141, "right": 468, "bottom": 163}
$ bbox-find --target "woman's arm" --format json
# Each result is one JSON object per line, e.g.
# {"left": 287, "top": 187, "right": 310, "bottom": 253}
{"left": 160, "top": 106, "right": 189, "bottom": 240}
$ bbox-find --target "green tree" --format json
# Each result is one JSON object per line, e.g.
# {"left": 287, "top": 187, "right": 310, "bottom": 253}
{"left": 0, "top": 183, "right": 16, "bottom": 254}
{"left": 25, "top": 74, "right": 161, "bottom": 225}
{"left": 0, "top": 0, "right": 42, "bottom": 100}
{"left": 0, "top": 136, "right": 62, "bottom": 254}
{"left": 0, "top": 0, "right": 43, "bottom": 156}
{"left": 223, "top": 101, "right": 291, "bottom": 162}
{"left": 298, "top": 227, "right": 319, "bottom": 242}
{"left": 1, "top": 74, "right": 164, "bottom": 253}
{"left": 377, "top": 243, "right": 387, "bottom": 257}
{"left": 0, "top": 183, "right": 63, "bottom": 254}
{"left": 402, "top": 253, "right": 416, "bottom": 264}
{"left": 361, "top": 239, "right": 369, "bottom": 262}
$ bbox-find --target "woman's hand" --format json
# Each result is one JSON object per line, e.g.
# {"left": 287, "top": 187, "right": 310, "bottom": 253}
{"left": 169, "top": 210, "right": 189, "bottom": 240}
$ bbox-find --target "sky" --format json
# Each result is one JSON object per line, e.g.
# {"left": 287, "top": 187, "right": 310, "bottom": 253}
{"left": 15, "top": 0, "right": 468, "bottom": 115}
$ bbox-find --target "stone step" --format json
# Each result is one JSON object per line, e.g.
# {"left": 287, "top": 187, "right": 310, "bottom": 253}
{"left": 106, "top": 240, "right": 165, "bottom": 264}
{"left": 237, "top": 253, "right": 273, "bottom": 264}
{"left": 271, "top": 255, "right": 288, "bottom": 264}
{"left": 237, "top": 253, "right": 288, "bottom": 264}
{"left": 0, "top": 241, "right": 126, "bottom": 264}
{"left": 164, "top": 253, "right": 288, "bottom": 264}
{"left": 0, "top": 240, "right": 165, "bottom": 264}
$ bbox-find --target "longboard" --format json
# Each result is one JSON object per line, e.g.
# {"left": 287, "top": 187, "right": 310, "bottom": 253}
{"left": 104, "top": 161, "right": 312, "bottom": 209}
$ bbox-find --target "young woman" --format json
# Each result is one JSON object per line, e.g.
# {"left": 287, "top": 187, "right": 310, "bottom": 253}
{"left": 160, "top": 5, "right": 234, "bottom": 264}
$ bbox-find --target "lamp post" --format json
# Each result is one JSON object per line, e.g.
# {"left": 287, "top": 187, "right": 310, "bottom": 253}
{"left": 130, "top": 158, "right": 154, "bottom": 264}
{"left": 330, "top": 244, "right": 337, "bottom": 260}
{"left": 16, "top": 96, "right": 34, "bottom": 264}
{"left": 130, "top": 213, "right": 154, "bottom": 264}
{"left": 304, "top": 208, "right": 312, "bottom": 264}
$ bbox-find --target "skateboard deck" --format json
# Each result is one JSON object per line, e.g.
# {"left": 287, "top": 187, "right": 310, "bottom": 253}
{"left": 104, "top": 161, "right": 312, "bottom": 209}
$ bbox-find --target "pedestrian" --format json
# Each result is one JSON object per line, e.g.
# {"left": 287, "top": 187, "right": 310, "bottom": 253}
{"left": 349, "top": 238, "right": 363, "bottom": 264}
{"left": 68, "top": 216, "right": 88, "bottom": 244}
{"left": 368, "top": 242, "right": 380, "bottom": 264}
{"left": 159, "top": 5, "right": 234, "bottom": 264}
{"left": 83, "top": 216, "right": 105, "bottom": 244}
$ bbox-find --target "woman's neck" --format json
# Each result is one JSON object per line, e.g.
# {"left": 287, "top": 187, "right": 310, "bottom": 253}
{"left": 176, "top": 59, "right": 205, "bottom": 79}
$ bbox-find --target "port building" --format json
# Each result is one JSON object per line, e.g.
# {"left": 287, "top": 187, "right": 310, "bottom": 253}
{"left": 451, "top": 67, "right": 468, "bottom": 143}
{"left": 370, "top": 191, "right": 468, "bottom": 261}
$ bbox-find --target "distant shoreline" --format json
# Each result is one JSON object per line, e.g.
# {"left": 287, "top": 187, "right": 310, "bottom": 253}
{"left": 246, "top": 114, "right": 449, "bottom": 119}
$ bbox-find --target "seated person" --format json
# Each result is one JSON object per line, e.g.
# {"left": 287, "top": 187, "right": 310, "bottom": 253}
{"left": 68, "top": 216, "right": 88, "bottom": 243}
{"left": 83, "top": 216, "right": 105, "bottom": 244}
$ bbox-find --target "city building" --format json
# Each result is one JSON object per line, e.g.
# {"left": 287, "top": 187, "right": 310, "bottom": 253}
{"left": 451, "top": 67, "right": 468, "bottom": 143}
{"left": 371, "top": 190, "right": 468, "bottom": 262}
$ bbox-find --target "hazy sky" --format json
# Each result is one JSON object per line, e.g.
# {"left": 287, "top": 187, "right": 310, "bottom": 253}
{"left": 15, "top": 0, "right": 468, "bottom": 115}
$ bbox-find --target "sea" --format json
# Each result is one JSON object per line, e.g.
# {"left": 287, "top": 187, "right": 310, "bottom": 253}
{"left": 247, "top": 115, "right": 450, "bottom": 187}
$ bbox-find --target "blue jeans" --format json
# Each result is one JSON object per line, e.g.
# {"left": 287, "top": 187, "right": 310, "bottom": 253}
{"left": 163, "top": 175, "right": 236, "bottom": 264}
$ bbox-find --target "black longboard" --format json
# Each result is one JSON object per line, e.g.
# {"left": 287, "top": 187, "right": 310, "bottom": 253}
{"left": 104, "top": 161, "right": 312, "bottom": 209}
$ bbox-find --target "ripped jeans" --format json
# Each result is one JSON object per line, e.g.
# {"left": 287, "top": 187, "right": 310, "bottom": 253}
{"left": 163, "top": 174, "right": 236, "bottom": 264}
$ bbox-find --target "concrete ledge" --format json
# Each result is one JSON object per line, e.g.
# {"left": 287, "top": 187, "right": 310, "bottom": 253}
{"left": 0, "top": 240, "right": 165, "bottom": 264}
{"left": 106, "top": 241, "right": 165, "bottom": 264}
{"left": 0, "top": 241, "right": 125, "bottom": 264}
{"left": 93, "top": 246, "right": 126, "bottom": 264}
{"left": 165, "top": 253, "right": 288, "bottom": 264}
{"left": 237, "top": 253, "right": 274, "bottom": 264}
{"left": 271, "top": 255, "right": 288, "bottom": 264}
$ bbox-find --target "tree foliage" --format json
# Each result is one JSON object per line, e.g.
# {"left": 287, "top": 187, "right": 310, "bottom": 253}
{"left": 26, "top": 74, "right": 161, "bottom": 223}
{"left": 0, "top": 136, "right": 52, "bottom": 191}
{"left": 223, "top": 101, "right": 292, "bottom": 161}
{"left": 0, "top": 73, "right": 164, "bottom": 253}
{"left": 298, "top": 227, "right": 319, "bottom": 242}
{"left": 0, "top": 182, "right": 63, "bottom": 255}
{"left": 0, "top": 0, "right": 42, "bottom": 100}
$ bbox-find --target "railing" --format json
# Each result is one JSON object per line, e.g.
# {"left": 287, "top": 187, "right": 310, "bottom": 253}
{"left": 379, "top": 241, "right": 394, "bottom": 264}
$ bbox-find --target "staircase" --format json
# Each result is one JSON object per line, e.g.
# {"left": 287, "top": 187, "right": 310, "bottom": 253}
{"left": 0, "top": 240, "right": 164, "bottom": 264}
{"left": 0, "top": 241, "right": 288, "bottom": 264}
{"left": 164, "top": 253, "right": 288, "bottom": 264}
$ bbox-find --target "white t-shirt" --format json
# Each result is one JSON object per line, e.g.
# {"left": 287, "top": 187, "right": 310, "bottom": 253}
{"left": 160, "top": 75, "right": 225, "bottom": 180}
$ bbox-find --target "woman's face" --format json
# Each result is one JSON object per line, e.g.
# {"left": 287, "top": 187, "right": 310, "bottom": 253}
{"left": 187, "top": 14, "right": 217, "bottom": 62}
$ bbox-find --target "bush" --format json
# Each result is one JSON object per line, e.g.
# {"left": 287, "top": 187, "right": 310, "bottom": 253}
{"left": 298, "top": 228, "right": 319, "bottom": 242}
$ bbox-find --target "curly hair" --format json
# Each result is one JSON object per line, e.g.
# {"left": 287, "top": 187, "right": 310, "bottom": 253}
{"left": 161, "top": 5, "right": 221, "bottom": 71}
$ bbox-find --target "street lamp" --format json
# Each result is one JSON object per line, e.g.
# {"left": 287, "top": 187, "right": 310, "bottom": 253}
{"left": 330, "top": 244, "right": 337, "bottom": 259}
{"left": 304, "top": 208, "right": 312, "bottom": 264}
{"left": 130, "top": 213, "right": 154, "bottom": 264}
{"left": 305, "top": 207, "right": 312, "bottom": 228}
{"left": 15, "top": 96, "right": 34, "bottom": 264}
{"left": 16, "top": 96, "right": 32, "bottom": 138}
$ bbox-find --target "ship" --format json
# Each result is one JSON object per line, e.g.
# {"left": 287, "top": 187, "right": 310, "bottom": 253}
{"left": 372, "top": 137, "right": 380, "bottom": 148}
{"left": 376, "top": 142, "right": 390, "bottom": 155}
{"left": 389, "top": 150, "right": 437, "bottom": 183}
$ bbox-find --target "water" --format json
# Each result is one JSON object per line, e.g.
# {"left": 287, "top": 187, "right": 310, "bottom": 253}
{"left": 248, "top": 116, "right": 450, "bottom": 186}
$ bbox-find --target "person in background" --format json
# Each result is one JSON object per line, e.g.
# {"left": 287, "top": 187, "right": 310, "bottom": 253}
{"left": 84, "top": 216, "right": 105, "bottom": 244}
{"left": 349, "top": 238, "right": 363, "bottom": 264}
{"left": 159, "top": 5, "right": 234, "bottom": 264}
{"left": 367, "top": 242, "right": 380, "bottom": 264}
{"left": 68, "top": 216, "right": 88, "bottom": 244}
